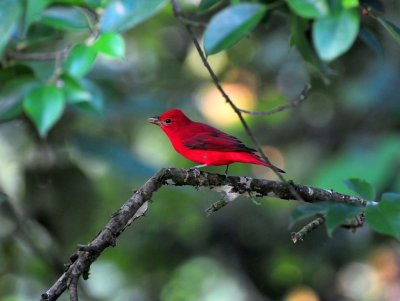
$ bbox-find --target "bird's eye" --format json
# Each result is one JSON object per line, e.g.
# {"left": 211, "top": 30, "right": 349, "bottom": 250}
{"left": 165, "top": 119, "right": 172, "bottom": 124}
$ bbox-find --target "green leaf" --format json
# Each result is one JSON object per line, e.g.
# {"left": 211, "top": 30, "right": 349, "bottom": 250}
{"left": 312, "top": 8, "right": 360, "bottom": 61}
{"left": 22, "top": 0, "right": 51, "bottom": 35}
{"left": 198, "top": 0, "right": 221, "bottom": 14}
{"left": 64, "top": 44, "right": 97, "bottom": 77}
{"left": 23, "top": 85, "right": 65, "bottom": 137}
{"left": 93, "top": 32, "right": 125, "bottom": 58}
{"left": 342, "top": 0, "right": 359, "bottom": 8}
{"left": 287, "top": 0, "right": 329, "bottom": 19}
{"left": 359, "top": 26, "right": 383, "bottom": 57}
{"left": 61, "top": 75, "right": 92, "bottom": 104}
{"left": 85, "top": 0, "right": 110, "bottom": 8}
{"left": 0, "top": 0, "right": 22, "bottom": 57}
{"left": 75, "top": 79, "right": 104, "bottom": 114}
{"left": 204, "top": 3, "right": 267, "bottom": 55}
{"left": 325, "top": 203, "right": 364, "bottom": 236}
{"left": 100, "top": 0, "right": 166, "bottom": 33}
{"left": 376, "top": 17, "right": 400, "bottom": 45}
{"left": 289, "top": 14, "right": 332, "bottom": 83}
{"left": 40, "top": 6, "right": 90, "bottom": 30}
{"left": 0, "top": 75, "right": 38, "bottom": 121}
{"left": 290, "top": 202, "right": 329, "bottom": 228}
{"left": 365, "top": 193, "right": 400, "bottom": 240}
{"left": 343, "top": 178, "right": 375, "bottom": 200}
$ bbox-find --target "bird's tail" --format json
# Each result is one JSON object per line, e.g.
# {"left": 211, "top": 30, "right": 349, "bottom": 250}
{"left": 245, "top": 154, "right": 286, "bottom": 173}
{"left": 267, "top": 163, "right": 285, "bottom": 173}
{"left": 258, "top": 160, "right": 285, "bottom": 173}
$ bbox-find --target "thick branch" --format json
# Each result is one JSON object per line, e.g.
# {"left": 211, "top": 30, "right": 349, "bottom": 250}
{"left": 41, "top": 168, "right": 369, "bottom": 301}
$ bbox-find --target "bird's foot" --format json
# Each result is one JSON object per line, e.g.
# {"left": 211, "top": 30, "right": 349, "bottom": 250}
{"left": 190, "top": 164, "right": 206, "bottom": 177}
{"left": 223, "top": 165, "right": 230, "bottom": 178}
{"left": 193, "top": 168, "right": 201, "bottom": 177}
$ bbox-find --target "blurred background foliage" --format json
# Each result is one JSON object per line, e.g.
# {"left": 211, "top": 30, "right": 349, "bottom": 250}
{"left": 0, "top": 0, "right": 400, "bottom": 300}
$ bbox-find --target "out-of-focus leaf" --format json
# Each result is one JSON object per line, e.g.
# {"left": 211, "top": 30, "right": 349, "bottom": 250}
{"left": 365, "top": 193, "right": 400, "bottom": 240}
{"left": 23, "top": 0, "right": 51, "bottom": 35}
{"left": 289, "top": 14, "right": 332, "bottom": 83}
{"left": 311, "top": 136, "right": 400, "bottom": 196}
{"left": 72, "top": 134, "right": 153, "bottom": 178}
{"left": 39, "top": 6, "right": 91, "bottom": 30}
{"left": 287, "top": 0, "right": 329, "bottom": 18}
{"left": 0, "top": 0, "right": 22, "bottom": 57}
{"left": 0, "top": 75, "right": 38, "bottom": 121}
{"left": 359, "top": 26, "right": 383, "bottom": 57}
{"left": 360, "top": 0, "right": 384, "bottom": 11}
{"left": 343, "top": 178, "right": 375, "bottom": 200}
{"left": 74, "top": 79, "right": 104, "bottom": 114}
{"left": 61, "top": 75, "right": 92, "bottom": 104}
{"left": 204, "top": 3, "right": 267, "bottom": 55}
{"left": 325, "top": 203, "right": 364, "bottom": 236}
{"left": 64, "top": 44, "right": 97, "bottom": 77}
{"left": 100, "top": 0, "right": 166, "bottom": 33}
{"left": 93, "top": 32, "right": 125, "bottom": 58}
{"left": 313, "top": 8, "right": 360, "bottom": 61}
{"left": 290, "top": 202, "right": 329, "bottom": 228}
{"left": 23, "top": 84, "right": 65, "bottom": 137}
{"left": 198, "top": 0, "right": 221, "bottom": 14}
{"left": 54, "top": 0, "right": 85, "bottom": 3}
{"left": 85, "top": 0, "right": 110, "bottom": 8}
{"left": 376, "top": 17, "right": 400, "bottom": 45}
{"left": 342, "top": 0, "right": 359, "bottom": 8}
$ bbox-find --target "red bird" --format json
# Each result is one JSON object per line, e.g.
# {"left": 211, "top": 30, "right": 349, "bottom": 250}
{"left": 148, "top": 109, "right": 285, "bottom": 174}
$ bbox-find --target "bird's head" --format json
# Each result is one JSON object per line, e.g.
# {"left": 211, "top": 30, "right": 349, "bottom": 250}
{"left": 148, "top": 108, "right": 191, "bottom": 133}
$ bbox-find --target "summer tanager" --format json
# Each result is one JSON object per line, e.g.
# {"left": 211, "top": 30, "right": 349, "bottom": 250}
{"left": 148, "top": 109, "right": 285, "bottom": 174}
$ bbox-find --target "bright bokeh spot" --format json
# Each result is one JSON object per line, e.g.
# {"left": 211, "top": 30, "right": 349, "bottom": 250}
{"left": 196, "top": 83, "right": 256, "bottom": 126}
{"left": 284, "top": 287, "right": 320, "bottom": 301}
{"left": 186, "top": 45, "right": 228, "bottom": 78}
{"left": 252, "top": 146, "right": 285, "bottom": 179}
{"left": 337, "top": 262, "right": 379, "bottom": 300}
{"left": 161, "top": 257, "right": 249, "bottom": 301}
{"left": 133, "top": 125, "right": 175, "bottom": 167}
{"left": 369, "top": 247, "right": 399, "bottom": 281}
{"left": 367, "top": 247, "right": 400, "bottom": 300}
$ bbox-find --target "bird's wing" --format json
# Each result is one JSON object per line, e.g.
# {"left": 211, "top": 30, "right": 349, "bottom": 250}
{"left": 182, "top": 124, "right": 256, "bottom": 153}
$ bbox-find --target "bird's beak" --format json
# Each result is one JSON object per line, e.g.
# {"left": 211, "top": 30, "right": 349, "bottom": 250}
{"left": 147, "top": 116, "right": 162, "bottom": 126}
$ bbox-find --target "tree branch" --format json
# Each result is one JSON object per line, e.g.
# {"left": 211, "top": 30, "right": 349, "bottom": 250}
{"left": 238, "top": 84, "right": 311, "bottom": 116}
{"left": 291, "top": 216, "right": 326, "bottom": 243}
{"left": 40, "top": 168, "right": 370, "bottom": 301}
{"left": 5, "top": 48, "right": 71, "bottom": 61}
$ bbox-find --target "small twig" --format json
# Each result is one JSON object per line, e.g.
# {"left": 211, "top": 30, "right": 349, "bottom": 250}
{"left": 341, "top": 213, "right": 365, "bottom": 230}
{"left": 291, "top": 216, "right": 325, "bottom": 243}
{"left": 239, "top": 84, "right": 311, "bottom": 116}
{"left": 205, "top": 199, "right": 229, "bottom": 215}
{"left": 68, "top": 276, "right": 79, "bottom": 301}
{"left": 0, "top": 191, "right": 64, "bottom": 273}
{"left": 180, "top": 17, "right": 207, "bottom": 28}
{"left": 5, "top": 48, "right": 71, "bottom": 61}
{"left": 48, "top": 50, "right": 64, "bottom": 84}
{"left": 170, "top": 0, "right": 306, "bottom": 204}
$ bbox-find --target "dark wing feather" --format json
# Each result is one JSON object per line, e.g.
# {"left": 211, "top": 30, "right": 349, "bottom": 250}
{"left": 182, "top": 125, "right": 256, "bottom": 153}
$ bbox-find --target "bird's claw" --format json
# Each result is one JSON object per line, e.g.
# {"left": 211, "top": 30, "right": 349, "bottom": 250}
{"left": 190, "top": 167, "right": 201, "bottom": 177}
